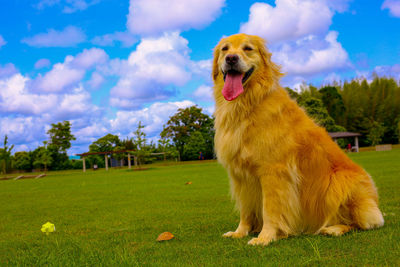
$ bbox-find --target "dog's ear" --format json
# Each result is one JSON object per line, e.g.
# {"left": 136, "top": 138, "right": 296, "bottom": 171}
{"left": 253, "top": 36, "right": 271, "bottom": 66}
{"left": 253, "top": 35, "right": 283, "bottom": 78}
{"left": 212, "top": 43, "right": 221, "bottom": 81}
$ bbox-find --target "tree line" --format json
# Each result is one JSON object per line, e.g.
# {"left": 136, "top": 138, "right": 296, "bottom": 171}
{"left": 1, "top": 105, "right": 215, "bottom": 173}
{"left": 1, "top": 121, "right": 76, "bottom": 174}
{"left": 287, "top": 75, "right": 400, "bottom": 146}
{"left": 1, "top": 75, "right": 399, "bottom": 174}
{"left": 83, "top": 106, "right": 215, "bottom": 169}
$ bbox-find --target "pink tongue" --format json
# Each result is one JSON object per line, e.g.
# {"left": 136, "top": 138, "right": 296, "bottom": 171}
{"left": 222, "top": 72, "right": 244, "bottom": 101}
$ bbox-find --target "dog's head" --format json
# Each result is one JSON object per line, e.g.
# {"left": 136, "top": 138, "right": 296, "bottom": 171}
{"left": 212, "top": 33, "right": 282, "bottom": 101}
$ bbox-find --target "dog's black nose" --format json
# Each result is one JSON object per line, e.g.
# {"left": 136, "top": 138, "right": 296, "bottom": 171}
{"left": 225, "top": 54, "right": 239, "bottom": 65}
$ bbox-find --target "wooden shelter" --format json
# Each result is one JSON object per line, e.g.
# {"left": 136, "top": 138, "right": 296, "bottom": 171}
{"left": 328, "top": 132, "right": 361, "bottom": 152}
{"left": 76, "top": 149, "right": 137, "bottom": 172}
{"left": 76, "top": 150, "right": 168, "bottom": 172}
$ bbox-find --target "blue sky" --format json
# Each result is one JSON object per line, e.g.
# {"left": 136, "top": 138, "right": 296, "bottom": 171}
{"left": 1, "top": 0, "right": 400, "bottom": 154}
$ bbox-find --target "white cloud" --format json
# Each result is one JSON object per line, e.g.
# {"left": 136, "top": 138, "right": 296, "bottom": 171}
{"left": 56, "top": 86, "right": 97, "bottom": 117}
{"left": 71, "top": 48, "right": 108, "bottom": 69}
{"left": 34, "top": 58, "right": 51, "bottom": 69}
{"left": 0, "top": 74, "right": 58, "bottom": 115}
{"left": 272, "top": 31, "right": 350, "bottom": 76}
{"left": 87, "top": 72, "right": 104, "bottom": 89}
{"left": 33, "top": 48, "right": 108, "bottom": 93}
{"left": 0, "top": 116, "right": 48, "bottom": 148}
{"left": 127, "top": 0, "right": 225, "bottom": 36}
{"left": 92, "top": 31, "right": 137, "bottom": 47}
{"left": 190, "top": 59, "right": 212, "bottom": 81}
{"left": 0, "top": 71, "right": 104, "bottom": 153}
{"left": 0, "top": 63, "right": 18, "bottom": 78}
{"left": 193, "top": 85, "right": 213, "bottom": 102}
{"left": 34, "top": 62, "right": 85, "bottom": 93}
{"left": 382, "top": 0, "right": 400, "bottom": 17}
{"left": 0, "top": 35, "right": 6, "bottom": 47}
{"left": 70, "top": 122, "right": 109, "bottom": 149}
{"left": 96, "top": 58, "right": 125, "bottom": 76}
{"left": 22, "top": 26, "right": 86, "bottom": 47}
{"left": 110, "top": 32, "right": 192, "bottom": 109}
{"left": 240, "top": 0, "right": 350, "bottom": 44}
{"left": 110, "top": 100, "right": 195, "bottom": 137}
{"left": 0, "top": 73, "right": 100, "bottom": 120}
{"left": 74, "top": 122, "right": 108, "bottom": 140}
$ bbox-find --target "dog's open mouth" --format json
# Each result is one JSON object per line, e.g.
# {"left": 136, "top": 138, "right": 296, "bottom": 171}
{"left": 222, "top": 67, "right": 254, "bottom": 101}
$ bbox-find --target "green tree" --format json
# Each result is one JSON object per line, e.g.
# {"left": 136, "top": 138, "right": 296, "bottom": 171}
{"left": 13, "top": 151, "right": 32, "bottom": 171}
{"left": 46, "top": 121, "right": 76, "bottom": 170}
{"left": 71, "top": 160, "right": 83, "bottom": 170}
{"left": 183, "top": 131, "right": 207, "bottom": 160}
{"left": 319, "top": 86, "right": 346, "bottom": 125}
{"left": 299, "top": 85, "right": 321, "bottom": 99}
{"left": 47, "top": 121, "right": 76, "bottom": 153}
{"left": 367, "top": 121, "right": 386, "bottom": 146}
{"left": 33, "top": 142, "right": 53, "bottom": 173}
{"left": 158, "top": 131, "right": 178, "bottom": 161}
{"left": 89, "top": 134, "right": 121, "bottom": 152}
{"left": 0, "top": 135, "right": 14, "bottom": 174}
{"left": 121, "top": 138, "right": 135, "bottom": 150}
{"left": 338, "top": 76, "right": 400, "bottom": 146}
{"left": 86, "top": 155, "right": 105, "bottom": 169}
{"left": 285, "top": 87, "right": 299, "bottom": 100}
{"left": 297, "top": 95, "right": 346, "bottom": 132}
{"left": 161, "top": 105, "right": 214, "bottom": 160}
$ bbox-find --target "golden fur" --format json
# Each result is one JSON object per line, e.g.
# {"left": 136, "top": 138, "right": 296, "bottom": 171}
{"left": 212, "top": 33, "right": 384, "bottom": 246}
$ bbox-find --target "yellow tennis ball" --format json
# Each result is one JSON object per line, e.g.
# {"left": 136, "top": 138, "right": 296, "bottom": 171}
{"left": 41, "top": 222, "right": 55, "bottom": 235}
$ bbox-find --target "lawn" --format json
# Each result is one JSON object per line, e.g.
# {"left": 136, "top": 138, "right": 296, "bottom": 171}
{"left": 0, "top": 150, "right": 399, "bottom": 266}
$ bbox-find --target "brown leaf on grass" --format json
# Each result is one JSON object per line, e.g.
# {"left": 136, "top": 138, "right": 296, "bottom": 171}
{"left": 185, "top": 181, "right": 192, "bottom": 185}
{"left": 156, "top": 232, "right": 174, "bottom": 241}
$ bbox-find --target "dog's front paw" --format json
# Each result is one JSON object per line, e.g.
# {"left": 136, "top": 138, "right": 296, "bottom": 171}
{"left": 248, "top": 236, "right": 274, "bottom": 246}
{"left": 223, "top": 231, "right": 248, "bottom": 238}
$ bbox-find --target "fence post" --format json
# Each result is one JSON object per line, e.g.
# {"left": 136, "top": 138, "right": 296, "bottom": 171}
{"left": 355, "top": 136, "right": 359, "bottom": 152}
{"left": 83, "top": 157, "right": 86, "bottom": 172}
{"left": 105, "top": 154, "right": 109, "bottom": 171}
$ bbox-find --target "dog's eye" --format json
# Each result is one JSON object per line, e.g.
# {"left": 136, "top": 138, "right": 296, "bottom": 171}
{"left": 221, "top": 46, "right": 229, "bottom": 51}
{"left": 243, "top": 46, "right": 253, "bottom": 51}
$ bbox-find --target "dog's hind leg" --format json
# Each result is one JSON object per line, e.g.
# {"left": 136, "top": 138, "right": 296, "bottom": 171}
{"left": 350, "top": 179, "right": 384, "bottom": 230}
{"left": 321, "top": 176, "right": 383, "bottom": 236}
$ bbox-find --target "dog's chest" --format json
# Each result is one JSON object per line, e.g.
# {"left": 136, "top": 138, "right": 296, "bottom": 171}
{"left": 215, "top": 119, "right": 255, "bottom": 167}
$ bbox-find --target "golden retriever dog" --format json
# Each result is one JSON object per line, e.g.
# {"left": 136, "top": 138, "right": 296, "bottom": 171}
{"left": 212, "top": 33, "right": 384, "bottom": 246}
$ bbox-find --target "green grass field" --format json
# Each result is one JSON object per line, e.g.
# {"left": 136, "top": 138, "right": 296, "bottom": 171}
{"left": 1, "top": 150, "right": 399, "bottom": 266}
